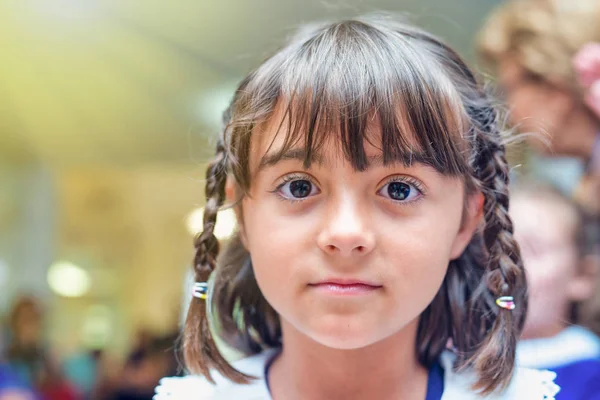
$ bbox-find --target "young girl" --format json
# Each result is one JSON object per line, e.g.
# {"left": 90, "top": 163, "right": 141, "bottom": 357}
{"left": 155, "top": 16, "right": 560, "bottom": 399}
{"left": 511, "top": 184, "right": 600, "bottom": 399}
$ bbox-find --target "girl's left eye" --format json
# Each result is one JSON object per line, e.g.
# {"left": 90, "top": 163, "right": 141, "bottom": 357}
{"left": 377, "top": 180, "right": 422, "bottom": 202}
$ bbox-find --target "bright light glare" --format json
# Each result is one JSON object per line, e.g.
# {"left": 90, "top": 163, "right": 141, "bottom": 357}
{"left": 81, "top": 304, "right": 112, "bottom": 348}
{"left": 197, "top": 86, "right": 236, "bottom": 129}
{"left": 32, "top": 0, "right": 99, "bottom": 20}
{"left": 186, "top": 207, "right": 237, "bottom": 240}
{"left": 47, "top": 260, "right": 91, "bottom": 298}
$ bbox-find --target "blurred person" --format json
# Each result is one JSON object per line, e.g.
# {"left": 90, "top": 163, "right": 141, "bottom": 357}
{"left": 5, "top": 297, "right": 44, "bottom": 385}
{"left": 122, "top": 329, "right": 153, "bottom": 372}
{"left": 4, "top": 296, "right": 79, "bottom": 400}
{"left": 0, "top": 327, "right": 37, "bottom": 400}
{"left": 511, "top": 184, "right": 600, "bottom": 399}
{"left": 477, "top": 0, "right": 599, "bottom": 167}
{"left": 477, "top": 0, "right": 600, "bottom": 217}
{"left": 478, "top": 0, "right": 600, "bottom": 339}
{"left": 111, "top": 331, "right": 180, "bottom": 400}
{"left": 63, "top": 350, "right": 99, "bottom": 399}
{"left": 63, "top": 349, "right": 118, "bottom": 400}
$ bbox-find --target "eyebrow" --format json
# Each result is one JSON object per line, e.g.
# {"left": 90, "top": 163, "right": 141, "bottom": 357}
{"left": 258, "top": 147, "right": 434, "bottom": 172}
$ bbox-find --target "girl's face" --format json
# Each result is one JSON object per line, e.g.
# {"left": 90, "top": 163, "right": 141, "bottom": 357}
{"left": 238, "top": 113, "right": 482, "bottom": 349}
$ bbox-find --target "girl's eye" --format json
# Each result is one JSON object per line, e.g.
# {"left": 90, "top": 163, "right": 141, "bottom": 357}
{"left": 378, "top": 180, "right": 421, "bottom": 202}
{"left": 278, "top": 178, "right": 319, "bottom": 200}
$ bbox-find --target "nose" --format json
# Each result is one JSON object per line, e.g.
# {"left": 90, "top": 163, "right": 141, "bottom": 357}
{"left": 316, "top": 196, "right": 376, "bottom": 257}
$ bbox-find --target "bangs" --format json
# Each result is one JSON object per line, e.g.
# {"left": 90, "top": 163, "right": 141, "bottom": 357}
{"left": 231, "top": 18, "right": 472, "bottom": 177}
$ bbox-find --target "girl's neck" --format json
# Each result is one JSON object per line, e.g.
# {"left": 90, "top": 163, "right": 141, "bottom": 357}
{"left": 268, "top": 319, "right": 429, "bottom": 400}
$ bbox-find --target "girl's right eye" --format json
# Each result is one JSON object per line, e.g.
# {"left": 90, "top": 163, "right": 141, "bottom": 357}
{"left": 276, "top": 176, "right": 320, "bottom": 200}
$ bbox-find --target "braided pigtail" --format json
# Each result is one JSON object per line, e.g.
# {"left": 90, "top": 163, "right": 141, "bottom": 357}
{"left": 464, "top": 103, "right": 528, "bottom": 393}
{"left": 182, "top": 130, "right": 252, "bottom": 384}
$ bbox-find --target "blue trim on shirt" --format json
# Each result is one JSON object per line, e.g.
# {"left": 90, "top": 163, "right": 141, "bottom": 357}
{"left": 425, "top": 362, "right": 444, "bottom": 400}
{"left": 264, "top": 351, "right": 278, "bottom": 394}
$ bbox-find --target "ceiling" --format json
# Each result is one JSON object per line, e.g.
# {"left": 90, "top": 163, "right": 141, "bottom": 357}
{"left": 0, "top": 0, "right": 501, "bottom": 167}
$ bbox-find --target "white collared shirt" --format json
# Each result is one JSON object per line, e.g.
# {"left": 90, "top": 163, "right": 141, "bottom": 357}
{"left": 154, "top": 349, "right": 560, "bottom": 399}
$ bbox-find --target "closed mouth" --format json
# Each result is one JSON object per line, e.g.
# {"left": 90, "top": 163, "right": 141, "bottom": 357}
{"left": 308, "top": 280, "right": 382, "bottom": 295}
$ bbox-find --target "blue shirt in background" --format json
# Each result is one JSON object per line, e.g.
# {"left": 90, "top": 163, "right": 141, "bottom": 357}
{"left": 518, "top": 326, "right": 600, "bottom": 400}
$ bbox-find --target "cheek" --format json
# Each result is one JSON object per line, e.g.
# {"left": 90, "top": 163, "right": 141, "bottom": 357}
{"left": 377, "top": 205, "right": 463, "bottom": 308}
{"left": 377, "top": 185, "right": 466, "bottom": 298}
{"left": 378, "top": 237, "right": 444, "bottom": 320}
{"left": 240, "top": 197, "right": 317, "bottom": 306}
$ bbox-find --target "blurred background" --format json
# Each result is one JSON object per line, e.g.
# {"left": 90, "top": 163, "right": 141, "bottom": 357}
{"left": 0, "top": 0, "right": 595, "bottom": 399}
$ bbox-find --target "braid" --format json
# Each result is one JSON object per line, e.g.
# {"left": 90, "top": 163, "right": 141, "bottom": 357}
{"left": 182, "top": 120, "right": 252, "bottom": 384}
{"left": 465, "top": 103, "right": 528, "bottom": 393}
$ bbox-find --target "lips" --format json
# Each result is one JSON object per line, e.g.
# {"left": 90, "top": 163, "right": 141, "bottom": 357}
{"left": 308, "top": 279, "right": 382, "bottom": 295}
{"left": 312, "top": 278, "right": 381, "bottom": 286}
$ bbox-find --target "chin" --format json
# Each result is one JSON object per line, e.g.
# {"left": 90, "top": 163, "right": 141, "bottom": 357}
{"left": 303, "top": 317, "right": 387, "bottom": 350}
{"left": 311, "top": 332, "right": 381, "bottom": 350}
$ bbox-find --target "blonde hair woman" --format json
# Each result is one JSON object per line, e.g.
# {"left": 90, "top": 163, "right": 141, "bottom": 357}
{"left": 478, "top": 0, "right": 600, "bottom": 166}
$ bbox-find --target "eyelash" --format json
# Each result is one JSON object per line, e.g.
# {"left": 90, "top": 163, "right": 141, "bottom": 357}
{"left": 271, "top": 173, "right": 427, "bottom": 206}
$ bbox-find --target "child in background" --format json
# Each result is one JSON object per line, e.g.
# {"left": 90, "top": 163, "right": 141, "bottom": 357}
{"left": 0, "top": 324, "right": 37, "bottom": 400}
{"left": 4, "top": 297, "right": 79, "bottom": 400}
{"left": 511, "top": 185, "right": 600, "bottom": 399}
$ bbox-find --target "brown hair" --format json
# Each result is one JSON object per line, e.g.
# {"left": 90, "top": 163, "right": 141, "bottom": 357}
{"left": 477, "top": 0, "right": 600, "bottom": 92}
{"left": 185, "top": 15, "right": 527, "bottom": 394}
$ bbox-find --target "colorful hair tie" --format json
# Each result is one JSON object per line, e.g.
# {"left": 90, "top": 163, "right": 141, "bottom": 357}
{"left": 193, "top": 282, "right": 208, "bottom": 300}
{"left": 495, "top": 296, "right": 515, "bottom": 310}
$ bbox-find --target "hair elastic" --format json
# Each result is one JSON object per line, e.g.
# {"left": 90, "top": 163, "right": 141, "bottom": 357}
{"left": 495, "top": 296, "right": 515, "bottom": 310}
{"left": 193, "top": 282, "right": 208, "bottom": 300}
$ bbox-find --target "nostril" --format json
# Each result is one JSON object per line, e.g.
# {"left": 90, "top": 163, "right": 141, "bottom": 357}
{"left": 356, "top": 246, "right": 365, "bottom": 253}
{"left": 327, "top": 245, "right": 337, "bottom": 252}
